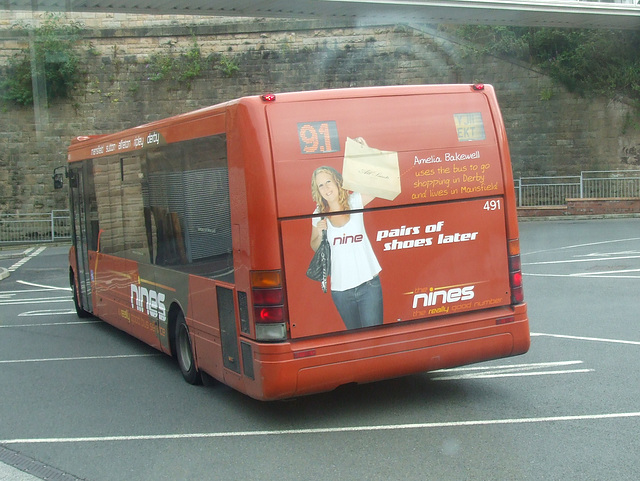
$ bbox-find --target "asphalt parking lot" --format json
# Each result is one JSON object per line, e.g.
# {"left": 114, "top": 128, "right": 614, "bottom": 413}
{"left": 1, "top": 217, "right": 639, "bottom": 481}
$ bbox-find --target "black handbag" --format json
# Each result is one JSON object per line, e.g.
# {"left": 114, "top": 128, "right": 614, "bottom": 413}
{"left": 306, "top": 229, "right": 331, "bottom": 293}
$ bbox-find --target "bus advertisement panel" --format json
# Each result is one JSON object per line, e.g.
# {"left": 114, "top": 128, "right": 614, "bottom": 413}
{"left": 281, "top": 198, "right": 510, "bottom": 338}
{"left": 270, "top": 90, "right": 515, "bottom": 339}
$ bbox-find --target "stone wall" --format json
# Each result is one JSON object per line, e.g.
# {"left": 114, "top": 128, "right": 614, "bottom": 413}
{"left": 1, "top": 12, "right": 639, "bottom": 214}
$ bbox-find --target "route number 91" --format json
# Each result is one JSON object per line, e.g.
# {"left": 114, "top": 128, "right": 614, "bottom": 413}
{"left": 298, "top": 121, "right": 340, "bottom": 154}
{"left": 483, "top": 199, "right": 501, "bottom": 211}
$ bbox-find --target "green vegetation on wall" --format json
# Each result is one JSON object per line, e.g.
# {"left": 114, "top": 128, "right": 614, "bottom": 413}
{"left": 148, "top": 36, "right": 240, "bottom": 89}
{"left": 1, "top": 18, "right": 242, "bottom": 108}
{"left": 455, "top": 26, "right": 640, "bottom": 106}
{"left": 0, "top": 13, "right": 84, "bottom": 106}
{"left": 148, "top": 36, "right": 204, "bottom": 86}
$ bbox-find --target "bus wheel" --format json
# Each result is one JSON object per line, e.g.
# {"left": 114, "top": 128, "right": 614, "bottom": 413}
{"left": 175, "top": 312, "right": 202, "bottom": 385}
{"left": 71, "top": 273, "right": 91, "bottom": 319}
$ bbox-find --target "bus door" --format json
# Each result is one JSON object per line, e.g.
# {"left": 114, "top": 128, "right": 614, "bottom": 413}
{"left": 69, "top": 164, "right": 93, "bottom": 313}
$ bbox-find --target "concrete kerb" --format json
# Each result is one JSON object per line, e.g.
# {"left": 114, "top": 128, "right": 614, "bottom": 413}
{"left": 0, "top": 247, "right": 23, "bottom": 281}
{"left": 0, "top": 461, "right": 42, "bottom": 481}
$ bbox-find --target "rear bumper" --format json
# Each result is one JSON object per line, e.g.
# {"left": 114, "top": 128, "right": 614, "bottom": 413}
{"left": 245, "top": 304, "right": 529, "bottom": 400}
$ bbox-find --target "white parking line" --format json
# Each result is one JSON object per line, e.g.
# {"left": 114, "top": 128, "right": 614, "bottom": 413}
{"left": 523, "top": 255, "right": 640, "bottom": 266}
{"left": 525, "top": 270, "right": 640, "bottom": 279}
{"left": 523, "top": 237, "right": 640, "bottom": 256}
{"left": 435, "top": 360, "right": 584, "bottom": 371}
{"left": 431, "top": 360, "right": 592, "bottom": 380}
{"left": 433, "top": 368, "right": 593, "bottom": 380}
{"left": 16, "top": 280, "right": 71, "bottom": 291}
{"left": 522, "top": 236, "right": 640, "bottom": 278}
{"left": 0, "top": 353, "right": 160, "bottom": 364}
{"left": 0, "top": 297, "right": 73, "bottom": 306}
{"left": 532, "top": 332, "right": 640, "bottom": 346}
{"left": 8, "top": 247, "right": 47, "bottom": 272}
{"left": 570, "top": 268, "right": 640, "bottom": 278}
{"left": 17, "top": 309, "right": 81, "bottom": 317}
{"left": 576, "top": 250, "right": 640, "bottom": 258}
{"left": 0, "top": 320, "right": 98, "bottom": 327}
{"left": 2, "top": 411, "right": 639, "bottom": 445}
{"left": 1, "top": 287, "right": 70, "bottom": 294}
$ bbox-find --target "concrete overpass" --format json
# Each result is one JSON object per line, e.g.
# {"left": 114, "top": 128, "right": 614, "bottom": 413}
{"left": 4, "top": 0, "right": 640, "bottom": 29}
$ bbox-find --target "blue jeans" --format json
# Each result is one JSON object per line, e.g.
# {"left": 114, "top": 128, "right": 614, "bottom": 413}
{"left": 331, "top": 276, "right": 383, "bottom": 330}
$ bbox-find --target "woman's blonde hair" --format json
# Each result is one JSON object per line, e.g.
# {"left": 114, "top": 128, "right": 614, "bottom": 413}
{"left": 311, "top": 166, "right": 350, "bottom": 213}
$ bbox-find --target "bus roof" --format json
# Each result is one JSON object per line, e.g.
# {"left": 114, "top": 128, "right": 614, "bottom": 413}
{"left": 67, "top": 84, "right": 493, "bottom": 163}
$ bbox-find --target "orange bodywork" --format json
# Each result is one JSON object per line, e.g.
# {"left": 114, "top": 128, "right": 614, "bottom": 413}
{"left": 67, "top": 85, "right": 529, "bottom": 400}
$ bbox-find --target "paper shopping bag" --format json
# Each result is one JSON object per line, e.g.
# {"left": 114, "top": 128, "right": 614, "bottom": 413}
{"left": 342, "top": 137, "right": 401, "bottom": 201}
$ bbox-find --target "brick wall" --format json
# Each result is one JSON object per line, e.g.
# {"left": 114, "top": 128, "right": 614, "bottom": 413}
{"left": 566, "top": 198, "right": 640, "bottom": 216}
{"left": 1, "top": 12, "right": 639, "bottom": 213}
{"left": 517, "top": 199, "right": 640, "bottom": 217}
{"left": 517, "top": 206, "right": 568, "bottom": 218}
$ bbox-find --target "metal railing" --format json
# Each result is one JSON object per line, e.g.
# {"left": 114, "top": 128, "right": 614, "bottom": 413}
{"left": 0, "top": 170, "right": 638, "bottom": 243}
{"left": 516, "top": 170, "right": 640, "bottom": 207}
{"left": 0, "top": 210, "right": 71, "bottom": 245}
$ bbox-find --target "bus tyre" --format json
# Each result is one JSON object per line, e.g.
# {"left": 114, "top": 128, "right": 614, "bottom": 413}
{"left": 71, "top": 274, "right": 91, "bottom": 319}
{"left": 175, "top": 312, "right": 202, "bottom": 385}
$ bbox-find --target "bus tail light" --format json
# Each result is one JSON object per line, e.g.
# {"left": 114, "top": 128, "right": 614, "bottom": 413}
{"left": 252, "top": 288, "right": 283, "bottom": 306}
{"left": 255, "top": 306, "right": 284, "bottom": 323}
{"left": 508, "top": 239, "right": 524, "bottom": 304}
{"left": 251, "top": 270, "right": 287, "bottom": 341}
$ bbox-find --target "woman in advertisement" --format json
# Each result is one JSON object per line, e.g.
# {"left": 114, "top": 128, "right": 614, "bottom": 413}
{"left": 310, "top": 165, "right": 383, "bottom": 330}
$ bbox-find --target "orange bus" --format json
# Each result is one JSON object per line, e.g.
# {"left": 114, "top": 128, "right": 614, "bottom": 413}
{"left": 62, "top": 84, "right": 529, "bottom": 400}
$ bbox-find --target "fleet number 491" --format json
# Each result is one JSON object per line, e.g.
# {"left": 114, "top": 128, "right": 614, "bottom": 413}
{"left": 484, "top": 199, "right": 501, "bottom": 211}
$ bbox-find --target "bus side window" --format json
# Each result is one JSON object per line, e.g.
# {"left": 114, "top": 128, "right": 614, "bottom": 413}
{"left": 143, "top": 134, "right": 233, "bottom": 277}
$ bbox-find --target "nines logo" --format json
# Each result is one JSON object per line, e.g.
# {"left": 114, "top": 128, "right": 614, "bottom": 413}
{"left": 131, "top": 283, "right": 166, "bottom": 321}
{"left": 412, "top": 285, "right": 475, "bottom": 309}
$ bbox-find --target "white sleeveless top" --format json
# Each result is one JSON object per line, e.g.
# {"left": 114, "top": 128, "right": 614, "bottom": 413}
{"left": 312, "top": 192, "right": 381, "bottom": 292}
